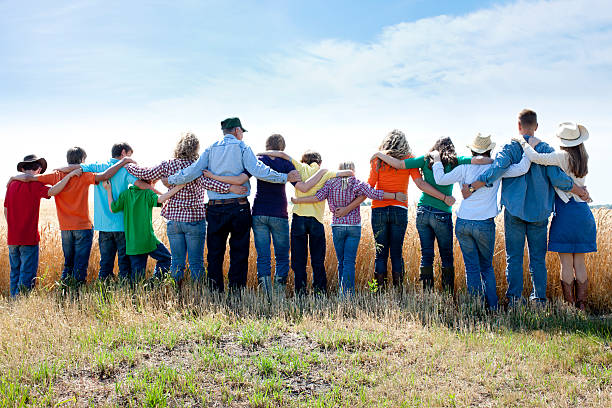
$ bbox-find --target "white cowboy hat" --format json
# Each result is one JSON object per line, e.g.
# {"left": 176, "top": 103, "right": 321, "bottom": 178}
{"left": 467, "top": 133, "right": 496, "bottom": 154}
{"left": 555, "top": 122, "right": 589, "bottom": 147}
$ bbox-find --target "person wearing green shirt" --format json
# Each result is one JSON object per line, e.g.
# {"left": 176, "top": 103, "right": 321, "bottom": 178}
{"left": 372, "top": 137, "right": 491, "bottom": 293}
{"left": 103, "top": 180, "right": 184, "bottom": 283}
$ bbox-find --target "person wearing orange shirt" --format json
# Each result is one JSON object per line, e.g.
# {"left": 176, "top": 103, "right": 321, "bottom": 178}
{"left": 8, "top": 147, "right": 134, "bottom": 287}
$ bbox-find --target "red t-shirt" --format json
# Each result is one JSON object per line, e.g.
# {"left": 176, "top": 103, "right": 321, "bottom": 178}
{"left": 4, "top": 180, "right": 51, "bottom": 245}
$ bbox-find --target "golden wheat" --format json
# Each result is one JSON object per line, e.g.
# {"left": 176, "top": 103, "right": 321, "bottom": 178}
{"left": 1, "top": 201, "right": 611, "bottom": 310}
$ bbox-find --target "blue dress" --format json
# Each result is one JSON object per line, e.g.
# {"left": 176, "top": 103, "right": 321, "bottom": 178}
{"left": 548, "top": 195, "right": 597, "bottom": 253}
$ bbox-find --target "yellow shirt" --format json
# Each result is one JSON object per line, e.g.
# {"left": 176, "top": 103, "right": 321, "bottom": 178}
{"left": 291, "top": 158, "right": 337, "bottom": 223}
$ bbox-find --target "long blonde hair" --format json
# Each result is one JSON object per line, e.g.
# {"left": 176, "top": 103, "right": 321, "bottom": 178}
{"left": 338, "top": 161, "right": 355, "bottom": 190}
{"left": 376, "top": 129, "right": 411, "bottom": 171}
{"left": 173, "top": 132, "right": 200, "bottom": 161}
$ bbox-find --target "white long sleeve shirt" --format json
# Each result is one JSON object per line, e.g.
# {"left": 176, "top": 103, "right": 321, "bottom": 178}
{"left": 432, "top": 155, "right": 531, "bottom": 220}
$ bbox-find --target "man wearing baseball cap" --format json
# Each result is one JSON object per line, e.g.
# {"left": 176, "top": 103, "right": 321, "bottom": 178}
{"left": 167, "top": 117, "right": 301, "bottom": 293}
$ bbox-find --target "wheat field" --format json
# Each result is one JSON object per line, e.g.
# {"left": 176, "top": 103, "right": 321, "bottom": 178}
{"left": 1, "top": 200, "right": 611, "bottom": 311}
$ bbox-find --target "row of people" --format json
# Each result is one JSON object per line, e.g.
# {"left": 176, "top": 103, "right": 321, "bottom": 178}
{"left": 4, "top": 110, "right": 595, "bottom": 310}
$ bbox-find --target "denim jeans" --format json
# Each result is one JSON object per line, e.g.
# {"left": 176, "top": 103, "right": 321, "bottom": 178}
{"left": 504, "top": 210, "right": 549, "bottom": 303}
{"left": 206, "top": 202, "right": 252, "bottom": 292}
{"left": 129, "top": 242, "right": 172, "bottom": 282}
{"left": 291, "top": 215, "right": 327, "bottom": 295}
{"left": 415, "top": 205, "right": 454, "bottom": 268}
{"left": 252, "top": 215, "right": 290, "bottom": 281}
{"left": 8, "top": 245, "right": 39, "bottom": 297}
{"left": 371, "top": 206, "right": 408, "bottom": 279}
{"left": 60, "top": 229, "right": 94, "bottom": 284}
{"left": 332, "top": 225, "right": 361, "bottom": 295}
{"left": 455, "top": 218, "right": 498, "bottom": 309}
{"left": 98, "top": 231, "right": 132, "bottom": 281}
{"left": 166, "top": 219, "right": 206, "bottom": 282}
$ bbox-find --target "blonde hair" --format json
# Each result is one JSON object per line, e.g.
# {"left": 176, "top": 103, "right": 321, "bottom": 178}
{"left": 377, "top": 129, "right": 411, "bottom": 171}
{"left": 173, "top": 132, "right": 200, "bottom": 161}
{"left": 338, "top": 161, "right": 355, "bottom": 190}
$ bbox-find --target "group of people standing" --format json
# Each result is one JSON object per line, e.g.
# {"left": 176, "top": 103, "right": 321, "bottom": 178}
{"left": 4, "top": 110, "right": 596, "bottom": 310}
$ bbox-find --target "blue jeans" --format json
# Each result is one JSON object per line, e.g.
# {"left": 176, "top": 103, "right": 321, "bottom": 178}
{"left": 415, "top": 205, "right": 454, "bottom": 268}
{"left": 371, "top": 206, "right": 408, "bottom": 280}
{"left": 166, "top": 219, "right": 206, "bottom": 282}
{"left": 98, "top": 231, "right": 132, "bottom": 281}
{"left": 252, "top": 216, "right": 290, "bottom": 281}
{"left": 332, "top": 225, "right": 361, "bottom": 295}
{"left": 504, "top": 210, "right": 549, "bottom": 303}
{"left": 455, "top": 218, "right": 498, "bottom": 309}
{"left": 291, "top": 215, "right": 327, "bottom": 294}
{"left": 8, "top": 245, "right": 39, "bottom": 297}
{"left": 129, "top": 242, "right": 172, "bottom": 283}
{"left": 60, "top": 229, "right": 94, "bottom": 284}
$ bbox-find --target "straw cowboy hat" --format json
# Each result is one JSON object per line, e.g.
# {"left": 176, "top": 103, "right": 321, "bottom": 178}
{"left": 17, "top": 154, "right": 47, "bottom": 173}
{"left": 555, "top": 122, "right": 589, "bottom": 147}
{"left": 467, "top": 133, "right": 496, "bottom": 154}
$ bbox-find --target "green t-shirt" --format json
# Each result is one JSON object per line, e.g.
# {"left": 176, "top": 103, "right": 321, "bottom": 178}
{"left": 111, "top": 185, "right": 161, "bottom": 255}
{"left": 404, "top": 155, "right": 472, "bottom": 212}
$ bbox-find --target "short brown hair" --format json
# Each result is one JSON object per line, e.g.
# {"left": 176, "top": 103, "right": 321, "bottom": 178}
{"left": 518, "top": 109, "right": 538, "bottom": 128}
{"left": 265, "top": 134, "right": 286, "bottom": 151}
{"left": 301, "top": 150, "right": 322, "bottom": 165}
{"left": 67, "top": 147, "right": 87, "bottom": 164}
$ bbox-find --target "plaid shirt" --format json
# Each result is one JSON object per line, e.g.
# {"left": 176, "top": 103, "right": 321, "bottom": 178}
{"left": 315, "top": 176, "right": 385, "bottom": 225}
{"left": 125, "top": 160, "right": 230, "bottom": 222}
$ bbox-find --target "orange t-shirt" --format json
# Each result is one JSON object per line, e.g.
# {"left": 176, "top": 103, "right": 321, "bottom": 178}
{"left": 368, "top": 156, "right": 421, "bottom": 208}
{"left": 37, "top": 171, "right": 96, "bottom": 230}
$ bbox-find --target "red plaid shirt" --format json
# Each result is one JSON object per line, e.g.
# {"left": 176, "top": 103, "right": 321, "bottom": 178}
{"left": 315, "top": 176, "right": 385, "bottom": 225}
{"left": 125, "top": 160, "right": 230, "bottom": 222}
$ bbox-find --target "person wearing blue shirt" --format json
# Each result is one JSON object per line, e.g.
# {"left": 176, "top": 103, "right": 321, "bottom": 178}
{"left": 465, "top": 109, "right": 590, "bottom": 305}
{"left": 166, "top": 117, "right": 301, "bottom": 293}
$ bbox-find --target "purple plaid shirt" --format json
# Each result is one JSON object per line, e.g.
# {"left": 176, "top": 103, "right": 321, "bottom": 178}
{"left": 315, "top": 176, "right": 384, "bottom": 225}
{"left": 125, "top": 160, "right": 230, "bottom": 222}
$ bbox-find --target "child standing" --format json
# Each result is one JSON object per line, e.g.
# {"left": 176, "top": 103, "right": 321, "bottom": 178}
{"left": 103, "top": 180, "right": 183, "bottom": 283}
{"left": 292, "top": 162, "right": 406, "bottom": 295}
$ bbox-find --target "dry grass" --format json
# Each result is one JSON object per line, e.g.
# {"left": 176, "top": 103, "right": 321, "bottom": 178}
{"left": 1, "top": 200, "right": 611, "bottom": 311}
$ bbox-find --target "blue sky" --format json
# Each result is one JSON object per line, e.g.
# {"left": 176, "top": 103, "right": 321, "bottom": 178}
{"left": 2, "top": 0, "right": 612, "bottom": 203}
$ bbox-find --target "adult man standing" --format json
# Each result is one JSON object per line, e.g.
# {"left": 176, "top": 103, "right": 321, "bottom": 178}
{"left": 465, "top": 109, "right": 589, "bottom": 305}
{"left": 167, "top": 118, "right": 301, "bottom": 293}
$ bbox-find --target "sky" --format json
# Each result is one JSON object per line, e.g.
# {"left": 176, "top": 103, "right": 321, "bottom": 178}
{"left": 1, "top": 0, "right": 612, "bottom": 204}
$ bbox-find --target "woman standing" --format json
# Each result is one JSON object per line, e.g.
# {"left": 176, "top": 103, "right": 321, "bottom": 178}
{"left": 520, "top": 122, "right": 596, "bottom": 310}
{"left": 125, "top": 133, "right": 247, "bottom": 284}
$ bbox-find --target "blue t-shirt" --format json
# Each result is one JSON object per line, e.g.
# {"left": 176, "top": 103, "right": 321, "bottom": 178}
{"left": 81, "top": 158, "right": 138, "bottom": 231}
{"left": 251, "top": 156, "right": 295, "bottom": 219}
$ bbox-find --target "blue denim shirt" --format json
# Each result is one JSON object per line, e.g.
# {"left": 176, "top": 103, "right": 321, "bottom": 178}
{"left": 167, "top": 134, "right": 288, "bottom": 200}
{"left": 477, "top": 139, "right": 573, "bottom": 222}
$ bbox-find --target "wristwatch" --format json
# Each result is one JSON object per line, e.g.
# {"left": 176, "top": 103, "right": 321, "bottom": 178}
{"left": 468, "top": 184, "right": 475, "bottom": 193}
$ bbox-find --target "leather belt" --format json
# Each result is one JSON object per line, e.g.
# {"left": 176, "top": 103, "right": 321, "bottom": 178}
{"left": 208, "top": 198, "right": 249, "bottom": 206}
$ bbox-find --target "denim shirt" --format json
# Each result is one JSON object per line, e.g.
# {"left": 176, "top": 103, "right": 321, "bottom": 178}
{"left": 477, "top": 139, "right": 573, "bottom": 222}
{"left": 167, "top": 134, "right": 288, "bottom": 200}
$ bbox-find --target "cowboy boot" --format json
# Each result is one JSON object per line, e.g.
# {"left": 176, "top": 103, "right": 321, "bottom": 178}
{"left": 560, "top": 280, "right": 575, "bottom": 305}
{"left": 441, "top": 266, "right": 455, "bottom": 294}
{"left": 575, "top": 279, "right": 588, "bottom": 311}
{"left": 374, "top": 273, "right": 387, "bottom": 291}
{"left": 420, "top": 266, "right": 434, "bottom": 291}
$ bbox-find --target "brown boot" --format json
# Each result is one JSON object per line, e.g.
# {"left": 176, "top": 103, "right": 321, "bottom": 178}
{"left": 560, "top": 280, "right": 575, "bottom": 305}
{"left": 575, "top": 279, "right": 588, "bottom": 311}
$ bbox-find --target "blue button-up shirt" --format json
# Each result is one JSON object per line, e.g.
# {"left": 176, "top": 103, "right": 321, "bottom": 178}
{"left": 167, "top": 134, "right": 288, "bottom": 200}
{"left": 81, "top": 158, "right": 138, "bottom": 231}
{"left": 477, "top": 139, "right": 573, "bottom": 222}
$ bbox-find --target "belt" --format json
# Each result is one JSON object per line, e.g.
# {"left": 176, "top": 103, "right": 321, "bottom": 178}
{"left": 208, "top": 198, "right": 249, "bottom": 206}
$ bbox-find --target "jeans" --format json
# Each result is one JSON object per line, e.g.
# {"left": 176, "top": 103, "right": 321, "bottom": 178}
{"left": 415, "top": 205, "right": 454, "bottom": 268}
{"left": 455, "top": 218, "right": 498, "bottom": 309}
{"left": 332, "top": 225, "right": 361, "bottom": 295}
{"left": 60, "top": 229, "right": 94, "bottom": 284}
{"left": 8, "top": 245, "right": 39, "bottom": 297}
{"left": 252, "top": 216, "right": 290, "bottom": 281}
{"left": 206, "top": 202, "right": 252, "bottom": 292}
{"left": 371, "top": 206, "right": 408, "bottom": 279}
{"left": 504, "top": 210, "right": 549, "bottom": 303}
{"left": 98, "top": 231, "right": 132, "bottom": 281}
{"left": 166, "top": 219, "right": 206, "bottom": 282}
{"left": 129, "top": 242, "right": 172, "bottom": 282}
{"left": 291, "top": 215, "right": 327, "bottom": 295}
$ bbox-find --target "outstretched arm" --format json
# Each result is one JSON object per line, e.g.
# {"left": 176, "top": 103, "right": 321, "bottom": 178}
{"left": 258, "top": 151, "right": 292, "bottom": 161}
{"left": 55, "top": 164, "right": 81, "bottom": 173}
{"left": 522, "top": 139, "right": 564, "bottom": 167}
{"left": 6, "top": 173, "right": 36, "bottom": 187}
{"left": 291, "top": 196, "right": 321, "bottom": 204}
{"left": 370, "top": 152, "right": 406, "bottom": 169}
{"left": 158, "top": 184, "right": 185, "bottom": 204}
{"left": 333, "top": 196, "right": 366, "bottom": 219}
{"left": 202, "top": 170, "right": 249, "bottom": 185}
{"left": 102, "top": 181, "right": 114, "bottom": 212}
{"left": 48, "top": 168, "right": 81, "bottom": 196}
{"left": 414, "top": 177, "right": 455, "bottom": 207}
{"left": 95, "top": 157, "right": 136, "bottom": 182}
{"left": 296, "top": 168, "right": 325, "bottom": 192}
